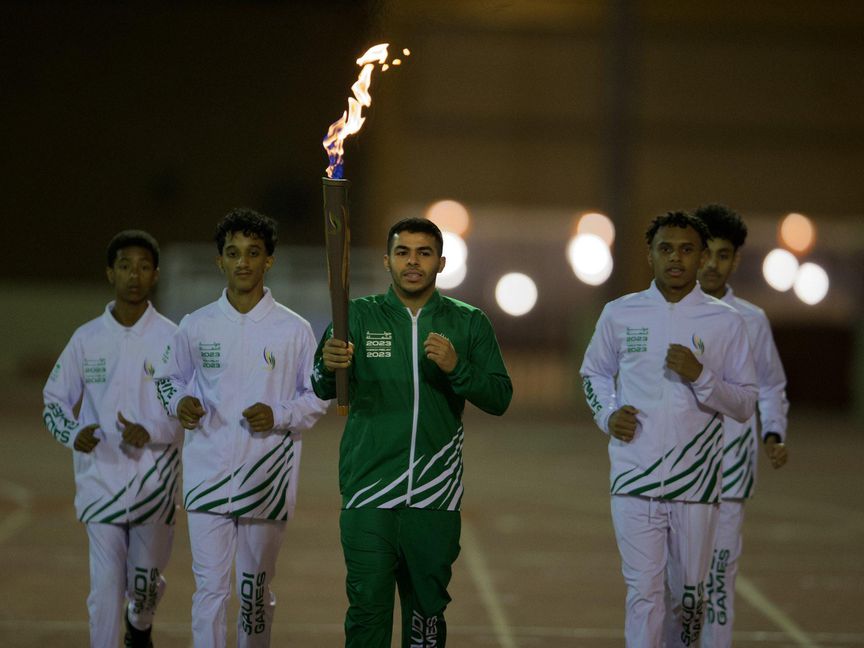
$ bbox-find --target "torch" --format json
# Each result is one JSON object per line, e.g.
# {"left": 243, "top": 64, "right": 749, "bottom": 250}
{"left": 321, "top": 177, "right": 351, "bottom": 415}
{"left": 322, "top": 44, "right": 406, "bottom": 415}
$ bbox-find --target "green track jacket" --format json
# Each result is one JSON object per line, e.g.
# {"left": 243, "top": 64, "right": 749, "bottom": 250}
{"left": 312, "top": 288, "right": 512, "bottom": 510}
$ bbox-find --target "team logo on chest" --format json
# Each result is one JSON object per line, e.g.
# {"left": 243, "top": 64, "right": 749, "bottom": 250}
{"left": 366, "top": 331, "right": 392, "bottom": 358}
{"left": 199, "top": 342, "right": 222, "bottom": 369}
{"left": 262, "top": 347, "right": 276, "bottom": 370}
{"left": 691, "top": 334, "right": 705, "bottom": 357}
{"left": 625, "top": 327, "right": 649, "bottom": 353}
{"left": 83, "top": 358, "right": 107, "bottom": 384}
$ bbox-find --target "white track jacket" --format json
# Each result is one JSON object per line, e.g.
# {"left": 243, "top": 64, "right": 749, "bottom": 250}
{"left": 719, "top": 286, "right": 788, "bottom": 499}
{"left": 42, "top": 303, "right": 182, "bottom": 524}
{"left": 154, "top": 288, "right": 328, "bottom": 520}
{"left": 580, "top": 282, "right": 758, "bottom": 503}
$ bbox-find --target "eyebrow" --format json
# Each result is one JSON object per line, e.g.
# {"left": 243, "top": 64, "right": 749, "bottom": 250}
{"left": 394, "top": 245, "right": 434, "bottom": 252}
{"left": 224, "top": 242, "right": 263, "bottom": 251}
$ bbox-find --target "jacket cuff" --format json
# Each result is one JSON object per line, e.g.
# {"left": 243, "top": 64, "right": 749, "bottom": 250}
{"left": 763, "top": 431, "right": 785, "bottom": 444}
{"left": 596, "top": 408, "right": 613, "bottom": 435}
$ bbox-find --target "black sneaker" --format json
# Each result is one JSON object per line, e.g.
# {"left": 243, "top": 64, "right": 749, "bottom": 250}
{"left": 124, "top": 612, "right": 154, "bottom": 648}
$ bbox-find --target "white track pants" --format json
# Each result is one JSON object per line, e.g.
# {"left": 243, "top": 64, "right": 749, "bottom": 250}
{"left": 85, "top": 522, "right": 174, "bottom": 648}
{"left": 700, "top": 500, "right": 745, "bottom": 648}
{"left": 187, "top": 512, "right": 287, "bottom": 648}
{"left": 611, "top": 495, "right": 719, "bottom": 648}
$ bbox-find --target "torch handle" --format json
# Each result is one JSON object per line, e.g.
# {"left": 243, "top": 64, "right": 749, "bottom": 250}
{"left": 322, "top": 178, "right": 351, "bottom": 415}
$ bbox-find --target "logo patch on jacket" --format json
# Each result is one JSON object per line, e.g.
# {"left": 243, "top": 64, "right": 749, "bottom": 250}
{"left": 143, "top": 359, "right": 155, "bottom": 380}
{"left": 691, "top": 334, "right": 705, "bottom": 357}
{"left": 83, "top": 358, "right": 107, "bottom": 383}
{"left": 263, "top": 347, "right": 276, "bottom": 370}
{"left": 625, "top": 327, "right": 649, "bottom": 353}
{"left": 366, "top": 331, "right": 392, "bottom": 358}
{"left": 199, "top": 342, "right": 222, "bottom": 368}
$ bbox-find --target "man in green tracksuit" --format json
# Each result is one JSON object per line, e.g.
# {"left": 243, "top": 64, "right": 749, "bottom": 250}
{"left": 313, "top": 217, "right": 513, "bottom": 648}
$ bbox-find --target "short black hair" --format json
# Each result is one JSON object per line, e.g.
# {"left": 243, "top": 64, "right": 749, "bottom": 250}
{"left": 106, "top": 230, "right": 160, "bottom": 268}
{"left": 693, "top": 203, "right": 748, "bottom": 250}
{"left": 386, "top": 217, "right": 444, "bottom": 256}
{"left": 645, "top": 211, "right": 710, "bottom": 249}
{"left": 215, "top": 208, "right": 278, "bottom": 255}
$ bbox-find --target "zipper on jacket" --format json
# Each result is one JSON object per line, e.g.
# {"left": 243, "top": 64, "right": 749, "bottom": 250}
{"left": 122, "top": 329, "right": 132, "bottom": 519}
{"left": 406, "top": 308, "right": 422, "bottom": 506}
{"left": 227, "top": 316, "right": 245, "bottom": 509}
{"left": 660, "top": 301, "right": 675, "bottom": 494}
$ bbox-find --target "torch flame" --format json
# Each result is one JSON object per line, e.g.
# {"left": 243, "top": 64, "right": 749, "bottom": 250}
{"left": 323, "top": 43, "right": 391, "bottom": 179}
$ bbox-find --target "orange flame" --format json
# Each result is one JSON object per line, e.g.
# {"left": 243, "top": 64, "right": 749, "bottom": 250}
{"left": 323, "top": 43, "right": 390, "bottom": 178}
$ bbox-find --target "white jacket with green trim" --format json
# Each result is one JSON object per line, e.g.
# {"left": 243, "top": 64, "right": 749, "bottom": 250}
{"left": 580, "top": 282, "right": 758, "bottom": 503}
{"left": 719, "top": 286, "right": 789, "bottom": 499}
{"left": 154, "top": 288, "right": 328, "bottom": 520}
{"left": 42, "top": 302, "right": 182, "bottom": 524}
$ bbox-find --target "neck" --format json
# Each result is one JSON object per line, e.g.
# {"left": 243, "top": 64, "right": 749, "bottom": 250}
{"left": 704, "top": 284, "right": 728, "bottom": 299}
{"left": 394, "top": 286, "right": 434, "bottom": 315}
{"left": 111, "top": 300, "right": 148, "bottom": 327}
{"left": 226, "top": 286, "right": 265, "bottom": 314}
{"left": 657, "top": 280, "right": 695, "bottom": 304}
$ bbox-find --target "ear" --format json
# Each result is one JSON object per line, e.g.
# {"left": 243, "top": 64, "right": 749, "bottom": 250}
{"left": 437, "top": 256, "right": 446, "bottom": 274}
{"left": 383, "top": 254, "right": 391, "bottom": 272}
{"left": 215, "top": 256, "right": 224, "bottom": 274}
{"left": 698, "top": 246, "right": 709, "bottom": 269}
{"left": 731, "top": 249, "right": 742, "bottom": 273}
{"left": 152, "top": 268, "right": 160, "bottom": 284}
{"left": 106, "top": 266, "right": 115, "bottom": 285}
{"left": 646, "top": 248, "right": 654, "bottom": 270}
{"left": 264, "top": 255, "right": 274, "bottom": 272}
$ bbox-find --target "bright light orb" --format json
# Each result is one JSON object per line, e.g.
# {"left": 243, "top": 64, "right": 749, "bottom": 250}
{"left": 762, "top": 248, "right": 799, "bottom": 292}
{"left": 437, "top": 262, "right": 467, "bottom": 290}
{"left": 576, "top": 212, "right": 615, "bottom": 246}
{"left": 780, "top": 212, "right": 816, "bottom": 254}
{"left": 793, "top": 262, "right": 829, "bottom": 305}
{"left": 495, "top": 273, "right": 538, "bottom": 317}
{"left": 441, "top": 231, "right": 467, "bottom": 269}
{"left": 567, "top": 233, "right": 614, "bottom": 286}
{"left": 437, "top": 231, "right": 468, "bottom": 289}
{"left": 425, "top": 200, "right": 471, "bottom": 236}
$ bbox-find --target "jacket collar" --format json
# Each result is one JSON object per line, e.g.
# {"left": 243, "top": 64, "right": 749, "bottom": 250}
{"left": 101, "top": 301, "right": 154, "bottom": 336}
{"left": 647, "top": 280, "right": 706, "bottom": 306}
{"left": 720, "top": 284, "right": 736, "bottom": 304}
{"left": 384, "top": 285, "right": 443, "bottom": 317}
{"left": 217, "top": 287, "right": 275, "bottom": 322}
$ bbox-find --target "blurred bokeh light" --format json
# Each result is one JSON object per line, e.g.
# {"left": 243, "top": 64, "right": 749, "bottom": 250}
{"left": 426, "top": 200, "right": 471, "bottom": 236}
{"left": 495, "top": 272, "right": 538, "bottom": 316}
{"left": 567, "top": 233, "right": 613, "bottom": 286}
{"left": 762, "top": 248, "right": 799, "bottom": 292}
{"left": 438, "top": 231, "right": 468, "bottom": 289}
{"left": 793, "top": 262, "right": 830, "bottom": 305}
{"left": 575, "top": 212, "right": 615, "bottom": 246}
{"left": 779, "top": 212, "right": 816, "bottom": 254}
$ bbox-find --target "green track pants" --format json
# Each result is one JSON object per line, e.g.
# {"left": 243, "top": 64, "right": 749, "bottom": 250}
{"left": 340, "top": 508, "right": 461, "bottom": 648}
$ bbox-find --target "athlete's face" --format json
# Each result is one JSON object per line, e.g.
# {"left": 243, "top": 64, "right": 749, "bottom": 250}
{"left": 698, "top": 237, "right": 740, "bottom": 299}
{"left": 107, "top": 246, "right": 158, "bottom": 306}
{"left": 648, "top": 225, "right": 707, "bottom": 299}
{"left": 384, "top": 231, "right": 445, "bottom": 303}
{"left": 217, "top": 231, "right": 273, "bottom": 295}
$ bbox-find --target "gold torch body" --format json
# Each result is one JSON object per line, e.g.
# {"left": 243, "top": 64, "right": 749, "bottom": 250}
{"left": 322, "top": 177, "right": 351, "bottom": 415}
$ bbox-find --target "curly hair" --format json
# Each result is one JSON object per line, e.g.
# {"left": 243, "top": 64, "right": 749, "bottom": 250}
{"left": 645, "top": 211, "right": 710, "bottom": 248}
{"left": 693, "top": 203, "right": 748, "bottom": 250}
{"left": 106, "top": 230, "right": 160, "bottom": 268}
{"left": 214, "top": 208, "right": 278, "bottom": 255}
